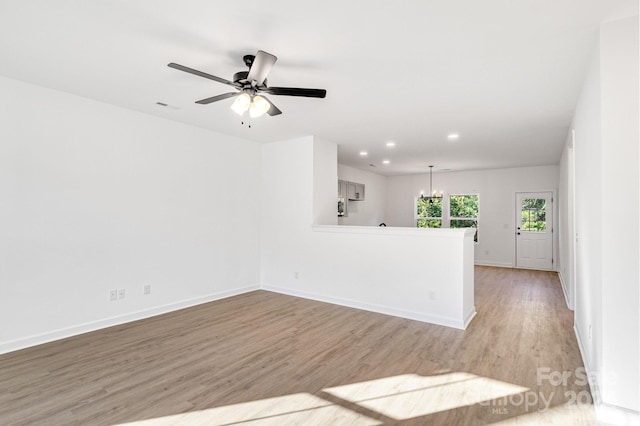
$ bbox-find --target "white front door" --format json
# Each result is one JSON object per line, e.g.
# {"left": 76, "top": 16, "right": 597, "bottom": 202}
{"left": 516, "top": 192, "right": 553, "bottom": 270}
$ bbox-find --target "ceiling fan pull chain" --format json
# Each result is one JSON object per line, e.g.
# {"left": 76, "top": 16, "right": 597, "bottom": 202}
{"left": 241, "top": 115, "right": 253, "bottom": 128}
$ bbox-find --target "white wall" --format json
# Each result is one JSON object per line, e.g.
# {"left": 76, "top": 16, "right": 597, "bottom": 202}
{"left": 313, "top": 139, "right": 338, "bottom": 226}
{"left": 0, "top": 75, "right": 262, "bottom": 353}
{"left": 599, "top": 15, "right": 638, "bottom": 413}
{"left": 571, "top": 37, "right": 603, "bottom": 398}
{"left": 260, "top": 136, "right": 314, "bottom": 288}
{"left": 385, "top": 166, "right": 559, "bottom": 268}
{"left": 337, "top": 164, "right": 387, "bottom": 226}
{"left": 262, "top": 138, "right": 476, "bottom": 329}
{"left": 565, "top": 14, "right": 639, "bottom": 419}
{"left": 557, "top": 134, "right": 574, "bottom": 309}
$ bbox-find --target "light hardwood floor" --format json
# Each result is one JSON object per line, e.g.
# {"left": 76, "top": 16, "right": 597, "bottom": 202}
{"left": 0, "top": 267, "right": 594, "bottom": 425}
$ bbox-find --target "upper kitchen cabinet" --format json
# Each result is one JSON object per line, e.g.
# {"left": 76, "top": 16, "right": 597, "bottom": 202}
{"left": 338, "top": 180, "right": 348, "bottom": 217}
{"left": 347, "top": 182, "right": 365, "bottom": 201}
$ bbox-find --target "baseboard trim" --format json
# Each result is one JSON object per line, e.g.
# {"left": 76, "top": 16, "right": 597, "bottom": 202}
{"left": 262, "top": 284, "right": 470, "bottom": 330}
{"left": 0, "top": 284, "right": 260, "bottom": 355}
{"left": 476, "top": 261, "right": 562, "bottom": 273}
{"left": 596, "top": 402, "right": 640, "bottom": 426}
{"left": 574, "top": 324, "right": 600, "bottom": 404}
{"left": 557, "top": 272, "right": 573, "bottom": 310}
{"left": 474, "top": 261, "right": 513, "bottom": 268}
{"left": 463, "top": 306, "right": 477, "bottom": 328}
{"left": 573, "top": 325, "right": 639, "bottom": 424}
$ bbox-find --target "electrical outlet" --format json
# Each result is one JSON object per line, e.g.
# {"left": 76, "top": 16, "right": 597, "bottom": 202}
{"left": 429, "top": 291, "right": 436, "bottom": 301}
{"left": 144, "top": 284, "right": 151, "bottom": 295}
{"left": 588, "top": 324, "right": 592, "bottom": 340}
{"left": 109, "top": 289, "right": 117, "bottom": 302}
{"left": 294, "top": 272, "right": 299, "bottom": 279}
{"left": 118, "top": 289, "right": 125, "bottom": 300}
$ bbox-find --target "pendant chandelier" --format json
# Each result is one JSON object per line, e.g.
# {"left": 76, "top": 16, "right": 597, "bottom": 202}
{"left": 420, "top": 165, "right": 443, "bottom": 203}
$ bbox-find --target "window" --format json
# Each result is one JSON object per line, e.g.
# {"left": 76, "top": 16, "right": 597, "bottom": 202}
{"left": 450, "top": 194, "right": 479, "bottom": 242}
{"left": 521, "top": 198, "right": 546, "bottom": 232}
{"left": 416, "top": 197, "right": 442, "bottom": 228}
{"left": 416, "top": 194, "right": 479, "bottom": 241}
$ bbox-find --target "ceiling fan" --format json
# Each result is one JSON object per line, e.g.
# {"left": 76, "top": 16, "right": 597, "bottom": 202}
{"left": 168, "top": 50, "right": 326, "bottom": 118}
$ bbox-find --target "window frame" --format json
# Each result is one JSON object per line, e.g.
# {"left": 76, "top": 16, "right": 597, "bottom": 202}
{"left": 415, "top": 193, "right": 480, "bottom": 243}
{"left": 449, "top": 194, "right": 479, "bottom": 243}
{"left": 415, "top": 196, "right": 443, "bottom": 228}
{"left": 520, "top": 198, "right": 547, "bottom": 232}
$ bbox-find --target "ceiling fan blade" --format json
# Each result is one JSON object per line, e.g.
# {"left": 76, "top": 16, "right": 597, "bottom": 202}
{"left": 247, "top": 50, "right": 277, "bottom": 86}
{"left": 195, "top": 92, "right": 239, "bottom": 104}
{"left": 263, "top": 87, "right": 327, "bottom": 98}
{"left": 168, "top": 63, "right": 239, "bottom": 88}
{"left": 262, "top": 96, "right": 282, "bottom": 116}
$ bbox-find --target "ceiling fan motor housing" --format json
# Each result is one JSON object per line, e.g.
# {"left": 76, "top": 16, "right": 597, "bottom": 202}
{"left": 233, "top": 71, "right": 249, "bottom": 84}
{"left": 242, "top": 54, "right": 255, "bottom": 68}
{"left": 234, "top": 70, "right": 267, "bottom": 88}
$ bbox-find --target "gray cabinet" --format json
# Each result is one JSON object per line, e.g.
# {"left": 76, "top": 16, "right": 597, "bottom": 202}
{"left": 338, "top": 179, "right": 365, "bottom": 217}
{"left": 338, "top": 180, "right": 348, "bottom": 199}
{"left": 338, "top": 180, "right": 348, "bottom": 217}
{"left": 348, "top": 182, "right": 365, "bottom": 201}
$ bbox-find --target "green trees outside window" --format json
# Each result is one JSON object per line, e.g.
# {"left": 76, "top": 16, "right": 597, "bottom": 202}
{"left": 416, "top": 194, "right": 479, "bottom": 242}
{"left": 416, "top": 197, "right": 442, "bottom": 228}
{"left": 450, "top": 195, "right": 478, "bottom": 242}
{"left": 521, "top": 198, "right": 546, "bottom": 231}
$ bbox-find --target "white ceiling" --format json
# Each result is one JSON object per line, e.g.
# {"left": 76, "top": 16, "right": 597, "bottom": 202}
{"left": 0, "top": 0, "right": 636, "bottom": 175}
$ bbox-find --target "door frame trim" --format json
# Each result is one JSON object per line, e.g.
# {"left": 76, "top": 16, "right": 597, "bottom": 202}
{"left": 513, "top": 189, "right": 557, "bottom": 271}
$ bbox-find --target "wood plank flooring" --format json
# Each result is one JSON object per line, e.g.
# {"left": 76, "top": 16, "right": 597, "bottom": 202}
{"left": 0, "top": 267, "right": 594, "bottom": 425}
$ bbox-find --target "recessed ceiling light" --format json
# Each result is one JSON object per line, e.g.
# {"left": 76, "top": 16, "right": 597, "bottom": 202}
{"left": 386, "top": 142, "right": 396, "bottom": 147}
{"left": 382, "top": 160, "right": 390, "bottom": 164}
{"left": 447, "top": 133, "right": 460, "bottom": 140}
{"left": 359, "top": 151, "right": 368, "bottom": 156}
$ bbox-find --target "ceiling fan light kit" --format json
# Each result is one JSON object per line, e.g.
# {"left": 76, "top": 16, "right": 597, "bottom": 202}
{"left": 168, "top": 50, "right": 326, "bottom": 120}
{"left": 248, "top": 95, "right": 270, "bottom": 118}
{"left": 229, "top": 92, "right": 270, "bottom": 118}
{"left": 230, "top": 93, "right": 251, "bottom": 115}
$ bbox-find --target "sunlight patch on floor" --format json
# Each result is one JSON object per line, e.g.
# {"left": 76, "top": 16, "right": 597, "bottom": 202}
{"left": 115, "top": 373, "right": 530, "bottom": 425}
{"left": 115, "top": 392, "right": 379, "bottom": 426}
{"left": 323, "top": 373, "right": 529, "bottom": 420}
